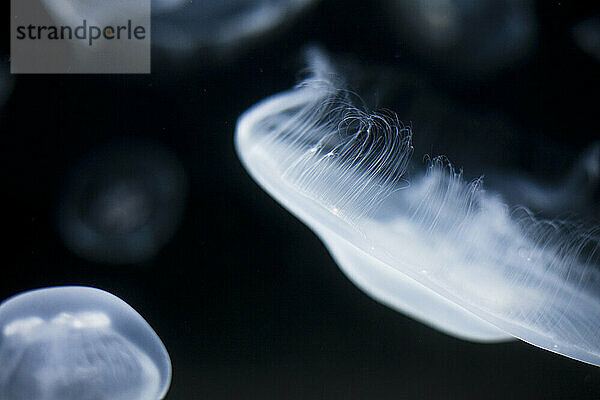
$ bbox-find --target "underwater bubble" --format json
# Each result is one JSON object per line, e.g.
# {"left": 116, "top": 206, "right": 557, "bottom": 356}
{"left": 57, "top": 138, "right": 188, "bottom": 264}
{"left": 0, "top": 286, "right": 171, "bottom": 400}
{"left": 152, "top": 0, "right": 318, "bottom": 59}
{"left": 383, "top": 0, "right": 537, "bottom": 78}
{"left": 235, "top": 49, "right": 600, "bottom": 366}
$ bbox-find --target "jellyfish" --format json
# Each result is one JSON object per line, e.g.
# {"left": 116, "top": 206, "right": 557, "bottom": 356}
{"left": 38, "top": 0, "right": 148, "bottom": 30}
{"left": 57, "top": 138, "right": 188, "bottom": 264}
{"left": 0, "top": 286, "right": 171, "bottom": 400}
{"left": 29, "top": 0, "right": 150, "bottom": 73}
{"left": 573, "top": 15, "right": 600, "bottom": 63}
{"left": 491, "top": 142, "right": 600, "bottom": 220}
{"left": 152, "top": 0, "right": 318, "bottom": 60}
{"left": 234, "top": 49, "right": 600, "bottom": 366}
{"left": 382, "top": 0, "right": 537, "bottom": 79}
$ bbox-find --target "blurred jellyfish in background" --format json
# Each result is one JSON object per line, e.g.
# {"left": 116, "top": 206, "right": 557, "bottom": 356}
{"left": 32, "top": 0, "right": 150, "bottom": 73}
{"left": 235, "top": 48, "right": 600, "bottom": 365}
{"left": 37, "top": 0, "right": 319, "bottom": 62}
{"left": 39, "top": 0, "right": 148, "bottom": 29}
{"left": 57, "top": 138, "right": 188, "bottom": 264}
{"left": 573, "top": 15, "right": 600, "bottom": 63}
{"left": 383, "top": 0, "right": 538, "bottom": 79}
{"left": 152, "top": 0, "right": 319, "bottom": 60}
{"left": 0, "top": 286, "right": 171, "bottom": 400}
{"left": 492, "top": 142, "right": 600, "bottom": 220}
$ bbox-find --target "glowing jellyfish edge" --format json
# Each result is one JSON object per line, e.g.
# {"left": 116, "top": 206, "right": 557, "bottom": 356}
{"left": 0, "top": 286, "right": 172, "bottom": 400}
{"left": 234, "top": 50, "right": 600, "bottom": 366}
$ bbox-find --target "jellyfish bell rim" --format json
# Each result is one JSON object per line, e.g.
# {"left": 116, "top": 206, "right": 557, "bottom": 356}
{"left": 0, "top": 286, "right": 173, "bottom": 399}
{"left": 320, "top": 229, "right": 513, "bottom": 342}
{"left": 235, "top": 82, "right": 600, "bottom": 367}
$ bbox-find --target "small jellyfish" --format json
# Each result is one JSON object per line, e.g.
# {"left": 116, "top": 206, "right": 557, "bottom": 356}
{"left": 0, "top": 286, "right": 171, "bottom": 400}
{"left": 382, "top": 0, "right": 538, "bottom": 78}
{"left": 235, "top": 49, "right": 600, "bottom": 366}
{"left": 57, "top": 138, "right": 188, "bottom": 264}
{"left": 152, "top": 0, "right": 318, "bottom": 59}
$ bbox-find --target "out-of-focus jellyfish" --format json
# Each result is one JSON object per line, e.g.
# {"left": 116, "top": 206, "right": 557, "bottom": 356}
{"left": 31, "top": 0, "right": 150, "bottom": 73}
{"left": 0, "top": 286, "right": 171, "bottom": 400}
{"left": 152, "top": 0, "right": 318, "bottom": 59}
{"left": 57, "top": 138, "right": 188, "bottom": 264}
{"left": 573, "top": 15, "right": 600, "bottom": 63}
{"left": 235, "top": 49, "right": 600, "bottom": 366}
{"left": 383, "top": 0, "right": 538, "bottom": 78}
{"left": 39, "top": 0, "right": 148, "bottom": 30}
{"left": 492, "top": 142, "right": 600, "bottom": 220}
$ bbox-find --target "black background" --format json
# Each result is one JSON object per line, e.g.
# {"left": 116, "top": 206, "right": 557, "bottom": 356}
{"left": 2, "top": 0, "right": 600, "bottom": 399}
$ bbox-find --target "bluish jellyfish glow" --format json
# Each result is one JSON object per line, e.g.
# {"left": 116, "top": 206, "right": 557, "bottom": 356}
{"left": 383, "top": 0, "right": 538, "bottom": 78}
{"left": 0, "top": 286, "right": 171, "bottom": 400}
{"left": 573, "top": 15, "right": 600, "bottom": 63}
{"left": 39, "top": 0, "right": 147, "bottom": 28}
{"left": 57, "top": 139, "right": 188, "bottom": 264}
{"left": 38, "top": 0, "right": 316, "bottom": 56}
{"left": 235, "top": 49, "right": 600, "bottom": 366}
{"left": 152, "top": 0, "right": 318, "bottom": 58}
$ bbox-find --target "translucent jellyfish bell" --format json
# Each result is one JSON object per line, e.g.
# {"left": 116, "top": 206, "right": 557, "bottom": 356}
{"left": 0, "top": 286, "right": 172, "bottom": 400}
{"left": 57, "top": 138, "right": 188, "bottom": 264}
{"left": 235, "top": 50, "right": 600, "bottom": 366}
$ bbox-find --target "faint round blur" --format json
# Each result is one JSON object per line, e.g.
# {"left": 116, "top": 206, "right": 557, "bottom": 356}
{"left": 384, "top": 0, "right": 538, "bottom": 78}
{"left": 573, "top": 15, "right": 600, "bottom": 63}
{"left": 56, "top": 139, "right": 188, "bottom": 264}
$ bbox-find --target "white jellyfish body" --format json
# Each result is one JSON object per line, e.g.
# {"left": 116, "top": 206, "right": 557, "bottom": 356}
{"left": 0, "top": 286, "right": 171, "bottom": 400}
{"left": 57, "top": 139, "right": 188, "bottom": 264}
{"left": 235, "top": 50, "right": 600, "bottom": 366}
